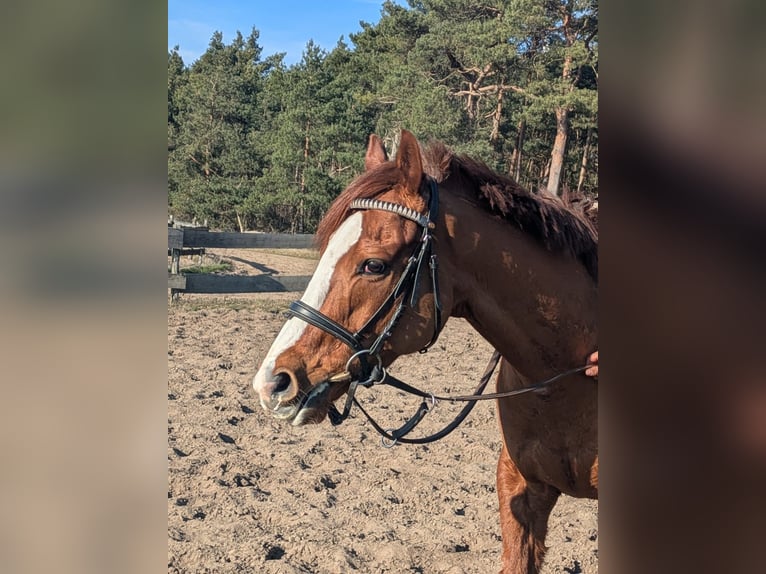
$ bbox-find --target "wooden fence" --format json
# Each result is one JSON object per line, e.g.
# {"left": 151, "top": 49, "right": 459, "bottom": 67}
{"left": 168, "top": 223, "right": 315, "bottom": 299}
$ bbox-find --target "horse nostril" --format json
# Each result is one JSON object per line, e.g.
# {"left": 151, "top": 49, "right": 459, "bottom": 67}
{"left": 272, "top": 372, "right": 293, "bottom": 397}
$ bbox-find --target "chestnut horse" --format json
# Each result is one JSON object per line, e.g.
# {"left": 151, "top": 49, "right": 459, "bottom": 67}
{"left": 253, "top": 130, "right": 598, "bottom": 573}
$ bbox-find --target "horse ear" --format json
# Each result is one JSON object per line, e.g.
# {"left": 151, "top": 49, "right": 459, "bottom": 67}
{"left": 365, "top": 134, "right": 388, "bottom": 170}
{"left": 396, "top": 130, "right": 423, "bottom": 196}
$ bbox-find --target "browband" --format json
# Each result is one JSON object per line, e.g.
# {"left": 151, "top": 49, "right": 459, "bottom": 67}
{"left": 349, "top": 198, "right": 431, "bottom": 229}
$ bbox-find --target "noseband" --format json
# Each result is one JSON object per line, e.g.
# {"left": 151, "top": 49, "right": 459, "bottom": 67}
{"left": 286, "top": 178, "right": 443, "bottom": 426}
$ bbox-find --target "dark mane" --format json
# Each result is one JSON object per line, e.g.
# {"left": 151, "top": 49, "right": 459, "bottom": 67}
{"left": 317, "top": 140, "right": 598, "bottom": 282}
{"left": 424, "top": 142, "right": 598, "bottom": 282}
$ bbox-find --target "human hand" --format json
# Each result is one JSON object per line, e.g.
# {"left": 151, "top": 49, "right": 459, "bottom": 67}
{"left": 584, "top": 351, "right": 598, "bottom": 377}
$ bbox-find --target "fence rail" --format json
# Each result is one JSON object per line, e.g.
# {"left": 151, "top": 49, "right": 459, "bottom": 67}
{"left": 168, "top": 226, "right": 315, "bottom": 299}
{"left": 179, "top": 229, "right": 314, "bottom": 249}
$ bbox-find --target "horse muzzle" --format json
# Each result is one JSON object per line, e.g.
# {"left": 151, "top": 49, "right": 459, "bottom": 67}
{"left": 290, "top": 381, "right": 333, "bottom": 426}
{"left": 254, "top": 368, "right": 334, "bottom": 426}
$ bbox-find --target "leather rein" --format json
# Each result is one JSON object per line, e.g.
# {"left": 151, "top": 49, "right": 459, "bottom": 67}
{"left": 286, "top": 178, "right": 588, "bottom": 446}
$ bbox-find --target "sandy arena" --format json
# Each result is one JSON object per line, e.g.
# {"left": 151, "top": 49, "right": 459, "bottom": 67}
{"left": 168, "top": 249, "right": 598, "bottom": 573}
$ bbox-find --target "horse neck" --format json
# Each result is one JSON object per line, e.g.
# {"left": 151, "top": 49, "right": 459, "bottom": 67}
{"left": 436, "top": 188, "right": 597, "bottom": 380}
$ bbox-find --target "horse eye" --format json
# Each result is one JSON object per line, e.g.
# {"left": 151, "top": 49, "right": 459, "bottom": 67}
{"left": 361, "top": 259, "right": 388, "bottom": 275}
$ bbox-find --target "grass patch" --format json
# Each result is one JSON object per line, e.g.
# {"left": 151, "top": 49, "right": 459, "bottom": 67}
{"left": 170, "top": 296, "right": 290, "bottom": 314}
{"left": 180, "top": 261, "right": 234, "bottom": 274}
{"left": 251, "top": 248, "right": 319, "bottom": 260}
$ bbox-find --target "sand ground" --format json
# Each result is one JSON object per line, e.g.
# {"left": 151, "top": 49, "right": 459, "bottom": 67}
{"left": 168, "top": 249, "right": 598, "bottom": 573}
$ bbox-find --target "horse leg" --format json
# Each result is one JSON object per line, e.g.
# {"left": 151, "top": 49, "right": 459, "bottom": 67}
{"left": 496, "top": 445, "right": 560, "bottom": 574}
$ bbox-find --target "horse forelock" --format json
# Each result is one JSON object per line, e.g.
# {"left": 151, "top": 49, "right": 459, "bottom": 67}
{"left": 316, "top": 163, "right": 405, "bottom": 253}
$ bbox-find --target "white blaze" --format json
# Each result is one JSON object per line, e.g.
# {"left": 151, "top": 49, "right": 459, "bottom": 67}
{"left": 253, "top": 212, "right": 363, "bottom": 392}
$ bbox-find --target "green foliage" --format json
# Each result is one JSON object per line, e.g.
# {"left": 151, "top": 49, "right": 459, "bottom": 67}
{"left": 168, "top": 1, "right": 598, "bottom": 230}
{"left": 180, "top": 261, "right": 234, "bottom": 274}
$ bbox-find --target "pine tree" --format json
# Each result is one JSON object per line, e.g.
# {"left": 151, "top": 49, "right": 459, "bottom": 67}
{"left": 167, "top": 1, "right": 598, "bottom": 229}
{"left": 168, "top": 29, "right": 269, "bottom": 229}
{"left": 168, "top": 47, "right": 188, "bottom": 204}
{"left": 509, "top": 0, "right": 598, "bottom": 195}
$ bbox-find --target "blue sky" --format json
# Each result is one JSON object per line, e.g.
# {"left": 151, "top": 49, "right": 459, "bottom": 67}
{"left": 168, "top": 0, "right": 406, "bottom": 66}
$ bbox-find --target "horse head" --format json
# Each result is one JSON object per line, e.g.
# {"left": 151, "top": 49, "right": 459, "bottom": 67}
{"left": 253, "top": 130, "right": 450, "bottom": 425}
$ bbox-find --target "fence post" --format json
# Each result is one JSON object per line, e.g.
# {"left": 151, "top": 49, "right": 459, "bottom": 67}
{"left": 170, "top": 248, "right": 181, "bottom": 302}
{"left": 168, "top": 227, "right": 185, "bottom": 303}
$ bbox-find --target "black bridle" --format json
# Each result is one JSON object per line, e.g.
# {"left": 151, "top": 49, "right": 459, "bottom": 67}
{"left": 286, "top": 178, "right": 590, "bottom": 446}
{"left": 289, "top": 178, "right": 442, "bottom": 363}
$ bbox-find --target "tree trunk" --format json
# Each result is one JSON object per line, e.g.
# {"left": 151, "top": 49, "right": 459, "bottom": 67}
{"left": 510, "top": 118, "right": 526, "bottom": 181}
{"left": 547, "top": 28, "right": 575, "bottom": 197}
{"left": 546, "top": 106, "right": 569, "bottom": 196}
{"left": 489, "top": 89, "right": 505, "bottom": 142}
{"left": 523, "top": 158, "right": 534, "bottom": 190}
{"left": 539, "top": 158, "right": 551, "bottom": 191}
{"left": 301, "top": 120, "right": 311, "bottom": 193}
{"left": 577, "top": 127, "right": 592, "bottom": 192}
